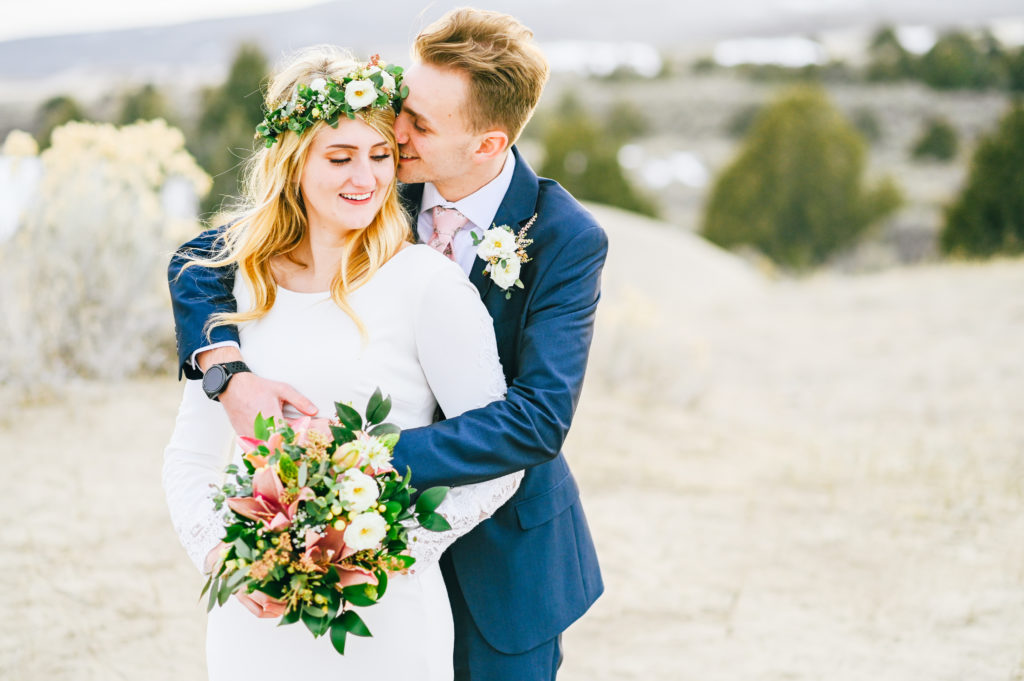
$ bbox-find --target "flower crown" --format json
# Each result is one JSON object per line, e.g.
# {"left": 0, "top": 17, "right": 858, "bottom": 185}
{"left": 255, "top": 55, "right": 408, "bottom": 148}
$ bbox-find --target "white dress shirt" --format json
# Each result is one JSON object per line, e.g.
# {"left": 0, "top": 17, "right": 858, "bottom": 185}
{"left": 416, "top": 150, "right": 516, "bottom": 276}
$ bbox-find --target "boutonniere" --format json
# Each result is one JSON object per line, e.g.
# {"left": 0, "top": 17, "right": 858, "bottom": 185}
{"left": 471, "top": 214, "right": 537, "bottom": 299}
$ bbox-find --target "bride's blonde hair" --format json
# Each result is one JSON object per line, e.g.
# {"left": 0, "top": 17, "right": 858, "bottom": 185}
{"left": 187, "top": 45, "right": 410, "bottom": 337}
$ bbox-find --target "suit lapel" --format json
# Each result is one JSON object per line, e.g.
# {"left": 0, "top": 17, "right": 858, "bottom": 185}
{"left": 472, "top": 147, "right": 541, "bottom": 305}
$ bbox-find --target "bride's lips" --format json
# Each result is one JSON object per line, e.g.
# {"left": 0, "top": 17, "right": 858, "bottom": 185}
{"left": 339, "top": 191, "right": 374, "bottom": 204}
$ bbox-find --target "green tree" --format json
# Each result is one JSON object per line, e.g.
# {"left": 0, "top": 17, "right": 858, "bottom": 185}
{"left": 36, "top": 95, "right": 87, "bottom": 149}
{"left": 119, "top": 83, "right": 174, "bottom": 125}
{"left": 865, "top": 26, "right": 915, "bottom": 81}
{"left": 941, "top": 104, "right": 1024, "bottom": 256}
{"left": 190, "top": 43, "right": 270, "bottom": 215}
{"left": 1005, "top": 46, "right": 1024, "bottom": 93}
{"left": 539, "top": 92, "right": 657, "bottom": 217}
{"left": 918, "top": 31, "right": 999, "bottom": 90}
{"left": 606, "top": 100, "right": 650, "bottom": 143}
{"left": 911, "top": 117, "right": 958, "bottom": 161}
{"left": 702, "top": 86, "right": 901, "bottom": 268}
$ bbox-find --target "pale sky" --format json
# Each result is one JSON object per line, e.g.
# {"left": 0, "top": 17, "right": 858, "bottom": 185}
{"left": 0, "top": 0, "right": 327, "bottom": 42}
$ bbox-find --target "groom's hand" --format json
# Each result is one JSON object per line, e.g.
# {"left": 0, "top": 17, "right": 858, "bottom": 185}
{"left": 198, "top": 346, "right": 318, "bottom": 436}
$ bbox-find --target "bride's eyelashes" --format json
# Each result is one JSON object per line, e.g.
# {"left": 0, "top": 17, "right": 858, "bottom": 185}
{"left": 328, "top": 153, "right": 392, "bottom": 165}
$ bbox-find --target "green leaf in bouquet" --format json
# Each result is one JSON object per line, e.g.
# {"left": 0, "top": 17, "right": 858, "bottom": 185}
{"left": 217, "top": 578, "right": 234, "bottom": 606}
{"left": 341, "top": 583, "right": 379, "bottom": 607}
{"left": 301, "top": 606, "right": 330, "bottom": 638}
{"left": 242, "top": 458, "right": 256, "bottom": 475}
{"left": 368, "top": 422, "right": 400, "bottom": 438}
{"left": 253, "top": 413, "right": 272, "bottom": 441}
{"left": 223, "top": 566, "right": 251, "bottom": 595}
{"left": 366, "top": 388, "right": 392, "bottom": 425}
{"left": 339, "top": 609, "right": 373, "bottom": 637}
{"left": 335, "top": 402, "right": 363, "bottom": 431}
{"left": 298, "top": 461, "right": 308, "bottom": 487}
{"left": 330, "top": 425, "right": 356, "bottom": 445}
{"left": 377, "top": 432, "right": 400, "bottom": 450}
{"left": 277, "top": 453, "right": 299, "bottom": 482}
{"left": 383, "top": 501, "right": 402, "bottom": 522}
{"left": 200, "top": 574, "right": 214, "bottom": 602}
{"left": 418, "top": 512, "right": 452, "bottom": 532}
{"left": 224, "top": 464, "right": 238, "bottom": 475}
{"left": 278, "top": 608, "right": 301, "bottom": 627}
{"left": 206, "top": 574, "right": 220, "bottom": 612}
{"left": 233, "top": 538, "right": 254, "bottom": 561}
{"left": 415, "top": 486, "right": 450, "bottom": 516}
{"left": 330, "top": 620, "right": 348, "bottom": 655}
{"left": 375, "top": 570, "right": 388, "bottom": 599}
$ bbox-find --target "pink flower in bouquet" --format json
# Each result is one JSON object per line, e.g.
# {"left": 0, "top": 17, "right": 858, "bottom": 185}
{"left": 237, "top": 431, "right": 286, "bottom": 469}
{"left": 226, "top": 466, "right": 313, "bottom": 531}
{"left": 301, "top": 527, "right": 378, "bottom": 587}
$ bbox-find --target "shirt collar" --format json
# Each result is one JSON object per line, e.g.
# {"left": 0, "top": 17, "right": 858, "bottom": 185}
{"left": 419, "top": 150, "right": 516, "bottom": 230}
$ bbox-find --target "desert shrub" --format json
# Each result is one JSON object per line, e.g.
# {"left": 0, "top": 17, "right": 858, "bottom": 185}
{"left": 911, "top": 117, "right": 959, "bottom": 161}
{"left": 918, "top": 32, "right": 1000, "bottom": 90}
{"left": 850, "top": 107, "right": 883, "bottom": 144}
{"left": 941, "top": 104, "right": 1024, "bottom": 256}
{"left": 1006, "top": 47, "right": 1024, "bottom": 93}
{"left": 189, "top": 43, "right": 269, "bottom": 216}
{"left": 702, "top": 86, "right": 901, "bottom": 269}
{"left": 119, "top": 83, "right": 175, "bottom": 125}
{"left": 725, "top": 104, "right": 762, "bottom": 139}
{"left": 539, "top": 92, "right": 658, "bottom": 217}
{"left": 0, "top": 120, "right": 210, "bottom": 394}
{"left": 35, "top": 95, "right": 88, "bottom": 149}
{"left": 865, "top": 26, "right": 916, "bottom": 82}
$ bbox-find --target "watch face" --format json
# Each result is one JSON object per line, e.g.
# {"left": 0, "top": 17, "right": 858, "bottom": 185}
{"left": 202, "top": 365, "right": 227, "bottom": 395}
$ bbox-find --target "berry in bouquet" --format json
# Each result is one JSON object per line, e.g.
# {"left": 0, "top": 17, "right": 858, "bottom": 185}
{"left": 203, "top": 388, "right": 450, "bottom": 655}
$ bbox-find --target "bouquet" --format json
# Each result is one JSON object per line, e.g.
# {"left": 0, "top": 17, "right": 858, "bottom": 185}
{"left": 203, "top": 388, "right": 450, "bottom": 655}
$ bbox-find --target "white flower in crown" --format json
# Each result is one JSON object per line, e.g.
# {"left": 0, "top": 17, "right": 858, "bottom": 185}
{"left": 472, "top": 213, "right": 537, "bottom": 300}
{"left": 345, "top": 79, "right": 377, "bottom": 109}
{"left": 378, "top": 69, "right": 396, "bottom": 93}
{"left": 309, "top": 77, "right": 328, "bottom": 93}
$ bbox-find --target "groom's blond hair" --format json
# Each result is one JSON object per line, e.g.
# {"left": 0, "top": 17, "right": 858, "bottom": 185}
{"left": 414, "top": 8, "right": 549, "bottom": 143}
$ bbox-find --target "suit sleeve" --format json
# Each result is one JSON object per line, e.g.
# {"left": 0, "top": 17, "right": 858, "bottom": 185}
{"left": 167, "top": 228, "right": 240, "bottom": 379}
{"left": 391, "top": 224, "right": 608, "bottom": 489}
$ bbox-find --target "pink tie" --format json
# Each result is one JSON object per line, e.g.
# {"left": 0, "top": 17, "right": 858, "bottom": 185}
{"left": 429, "top": 205, "right": 468, "bottom": 261}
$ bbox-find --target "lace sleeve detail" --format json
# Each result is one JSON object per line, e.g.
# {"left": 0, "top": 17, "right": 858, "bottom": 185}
{"left": 163, "top": 380, "right": 234, "bottom": 575}
{"left": 405, "top": 470, "right": 524, "bottom": 571}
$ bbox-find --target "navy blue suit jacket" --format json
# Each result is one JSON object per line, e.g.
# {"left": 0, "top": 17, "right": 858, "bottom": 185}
{"left": 168, "top": 147, "right": 606, "bottom": 654}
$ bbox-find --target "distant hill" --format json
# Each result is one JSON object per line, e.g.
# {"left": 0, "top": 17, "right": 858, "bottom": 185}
{"left": 1, "top": 0, "right": 1021, "bottom": 82}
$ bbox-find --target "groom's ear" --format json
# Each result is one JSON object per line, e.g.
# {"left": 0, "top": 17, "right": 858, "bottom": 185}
{"left": 473, "top": 130, "right": 510, "bottom": 162}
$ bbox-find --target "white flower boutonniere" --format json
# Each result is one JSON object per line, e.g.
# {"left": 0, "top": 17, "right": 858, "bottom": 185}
{"left": 472, "top": 214, "right": 537, "bottom": 299}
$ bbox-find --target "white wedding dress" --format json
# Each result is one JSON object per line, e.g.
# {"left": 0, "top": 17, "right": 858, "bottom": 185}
{"left": 163, "top": 245, "right": 521, "bottom": 680}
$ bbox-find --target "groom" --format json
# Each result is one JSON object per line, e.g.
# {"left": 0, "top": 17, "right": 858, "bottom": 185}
{"left": 169, "top": 8, "right": 605, "bottom": 680}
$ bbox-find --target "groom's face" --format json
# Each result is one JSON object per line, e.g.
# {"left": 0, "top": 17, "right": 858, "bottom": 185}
{"left": 394, "top": 63, "right": 478, "bottom": 188}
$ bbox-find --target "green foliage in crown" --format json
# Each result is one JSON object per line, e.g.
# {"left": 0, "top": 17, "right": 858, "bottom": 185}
{"left": 255, "top": 55, "right": 408, "bottom": 148}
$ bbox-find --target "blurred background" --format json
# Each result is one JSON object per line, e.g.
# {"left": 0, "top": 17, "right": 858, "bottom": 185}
{"left": 1, "top": 1, "right": 1023, "bottom": 679}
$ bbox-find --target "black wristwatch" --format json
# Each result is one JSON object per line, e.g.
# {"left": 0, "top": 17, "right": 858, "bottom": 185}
{"left": 201, "top": 361, "right": 251, "bottom": 401}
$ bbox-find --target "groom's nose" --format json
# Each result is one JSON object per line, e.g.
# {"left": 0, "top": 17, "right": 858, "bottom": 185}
{"left": 394, "top": 111, "right": 411, "bottom": 144}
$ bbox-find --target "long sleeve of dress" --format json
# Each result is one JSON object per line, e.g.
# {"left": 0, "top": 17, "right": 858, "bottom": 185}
{"left": 404, "top": 260, "right": 522, "bottom": 569}
{"left": 162, "top": 379, "right": 236, "bottom": 574}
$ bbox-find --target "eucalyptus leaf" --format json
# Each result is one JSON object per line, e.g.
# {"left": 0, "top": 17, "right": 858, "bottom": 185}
{"left": 298, "top": 462, "right": 308, "bottom": 487}
{"left": 368, "top": 422, "right": 400, "bottom": 438}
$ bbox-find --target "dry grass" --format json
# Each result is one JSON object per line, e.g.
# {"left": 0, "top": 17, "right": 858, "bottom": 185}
{"left": 2, "top": 232, "right": 1022, "bottom": 679}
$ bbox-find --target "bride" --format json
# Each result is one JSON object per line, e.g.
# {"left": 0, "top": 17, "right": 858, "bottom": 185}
{"left": 162, "top": 46, "right": 520, "bottom": 679}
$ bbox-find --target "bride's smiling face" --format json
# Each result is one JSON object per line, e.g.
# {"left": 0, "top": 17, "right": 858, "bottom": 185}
{"left": 299, "top": 118, "right": 395, "bottom": 236}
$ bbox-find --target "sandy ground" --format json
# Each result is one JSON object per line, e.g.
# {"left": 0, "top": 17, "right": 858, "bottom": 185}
{"left": 2, "top": 219, "right": 1023, "bottom": 679}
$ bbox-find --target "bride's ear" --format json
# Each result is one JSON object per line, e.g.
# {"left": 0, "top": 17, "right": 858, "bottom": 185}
{"left": 473, "top": 130, "right": 509, "bottom": 161}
